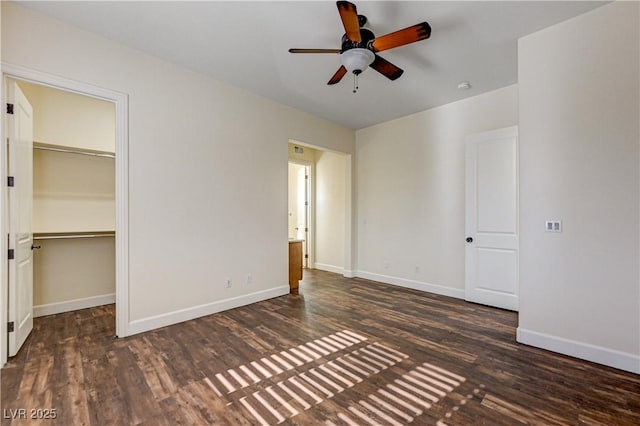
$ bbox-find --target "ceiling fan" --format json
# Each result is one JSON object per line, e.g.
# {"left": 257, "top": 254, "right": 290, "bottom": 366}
{"left": 289, "top": 1, "right": 431, "bottom": 91}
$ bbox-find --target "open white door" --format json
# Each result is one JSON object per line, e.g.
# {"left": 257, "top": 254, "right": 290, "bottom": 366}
{"left": 465, "top": 126, "right": 518, "bottom": 311}
{"left": 7, "top": 81, "right": 34, "bottom": 356}
{"left": 295, "top": 165, "right": 307, "bottom": 242}
{"left": 296, "top": 165, "right": 311, "bottom": 267}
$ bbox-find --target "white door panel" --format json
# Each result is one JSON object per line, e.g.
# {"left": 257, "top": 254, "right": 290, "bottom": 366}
{"left": 16, "top": 250, "right": 33, "bottom": 329}
{"left": 476, "top": 248, "right": 518, "bottom": 294}
{"left": 8, "top": 81, "right": 34, "bottom": 356}
{"left": 465, "top": 126, "right": 518, "bottom": 311}
{"left": 296, "top": 166, "right": 306, "bottom": 241}
{"left": 476, "top": 139, "right": 517, "bottom": 233}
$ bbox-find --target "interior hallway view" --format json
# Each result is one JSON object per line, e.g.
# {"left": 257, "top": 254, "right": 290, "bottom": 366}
{"left": 2, "top": 269, "right": 638, "bottom": 425}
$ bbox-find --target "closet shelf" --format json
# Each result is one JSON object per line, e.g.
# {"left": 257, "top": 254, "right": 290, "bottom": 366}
{"left": 34, "top": 231, "right": 115, "bottom": 240}
{"left": 34, "top": 142, "right": 115, "bottom": 159}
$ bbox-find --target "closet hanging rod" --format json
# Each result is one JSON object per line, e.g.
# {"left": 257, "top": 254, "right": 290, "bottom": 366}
{"left": 33, "top": 145, "right": 115, "bottom": 159}
{"left": 33, "top": 233, "right": 115, "bottom": 241}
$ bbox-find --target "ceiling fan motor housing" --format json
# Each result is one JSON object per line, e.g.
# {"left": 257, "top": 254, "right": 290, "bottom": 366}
{"left": 340, "top": 25, "right": 375, "bottom": 74}
{"left": 341, "top": 28, "right": 375, "bottom": 52}
{"left": 357, "top": 14, "right": 368, "bottom": 28}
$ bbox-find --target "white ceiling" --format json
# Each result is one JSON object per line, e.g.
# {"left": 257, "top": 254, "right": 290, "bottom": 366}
{"left": 18, "top": 1, "right": 607, "bottom": 129}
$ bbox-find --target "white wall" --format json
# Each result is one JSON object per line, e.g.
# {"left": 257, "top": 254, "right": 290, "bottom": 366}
{"left": 288, "top": 143, "right": 316, "bottom": 163}
{"left": 1, "top": 2, "right": 354, "bottom": 330}
{"left": 34, "top": 149, "right": 115, "bottom": 232}
{"left": 356, "top": 85, "right": 518, "bottom": 296}
{"left": 517, "top": 2, "right": 639, "bottom": 373}
{"left": 18, "top": 81, "right": 115, "bottom": 152}
{"left": 24, "top": 80, "right": 116, "bottom": 233}
{"left": 314, "top": 150, "right": 346, "bottom": 273}
{"left": 33, "top": 237, "right": 115, "bottom": 316}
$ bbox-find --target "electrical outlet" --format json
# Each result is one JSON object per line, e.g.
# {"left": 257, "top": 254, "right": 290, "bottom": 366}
{"left": 545, "top": 220, "right": 562, "bottom": 233}
{"left": 226, "top": 278, "right": 232, "bottom": 288}
{"left": 246, "top": 274, "right": 252, "bottom": 285}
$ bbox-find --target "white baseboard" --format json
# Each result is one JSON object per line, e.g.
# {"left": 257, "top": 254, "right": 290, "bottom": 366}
{"left": 34, "top": 293, "right": 115, "bottom": 317}
{"left": 127, "top": 285, "right": 289, "bottom": 336}
{"left": 314, "top": 263, "right": 344, "bottom": 275}
{"left": 342, "top": 270, "right": 356, "bottom": 278}
{"left": 517, "top": 328, "right": 640, "bottom": 374}
{"left": 356, "top": 271, "right": 465, "bottom": 300}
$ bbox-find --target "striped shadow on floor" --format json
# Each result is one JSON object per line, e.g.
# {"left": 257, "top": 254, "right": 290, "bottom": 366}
{"left": 202, "top": 329, "right": 468, "bottom": 425}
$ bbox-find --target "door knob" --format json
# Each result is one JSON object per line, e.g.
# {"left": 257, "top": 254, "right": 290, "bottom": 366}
{"left": 465, "top": 237, "right": 473, "bottom": 243}
{"left": 31, "top": 244, "right": 41, "bottom": 250}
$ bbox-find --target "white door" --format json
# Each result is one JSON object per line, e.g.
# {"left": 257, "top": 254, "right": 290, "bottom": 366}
{"left": 288, "top": 163, "right": 299, "bottom": 238}
{"left": 294, "top": 165, "right": 310, "bottom": 268}
{"left": 465, "top": 126, "right": 518, "bottom": 311}
{"left": 7, "top": 81, "right": 34, "bottom": 356}
{"left": 295, "top": 166, "right": 307, "bottom": 242}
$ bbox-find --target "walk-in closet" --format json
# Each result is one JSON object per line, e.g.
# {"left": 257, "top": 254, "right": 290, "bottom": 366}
{"left": 18, "top": 81, "right": 116, "bottom": 318}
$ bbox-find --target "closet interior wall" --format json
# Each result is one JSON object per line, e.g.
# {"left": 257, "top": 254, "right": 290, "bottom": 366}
{"left": 18, "top": 81, "right": 116, "bottom": 317}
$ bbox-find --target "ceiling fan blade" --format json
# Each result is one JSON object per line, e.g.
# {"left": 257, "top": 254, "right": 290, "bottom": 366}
{"left": 337, "top": 1, "right": 361, "bottom": 43}
{"left": 370, "top": 55, "right": 404, "bottom": 81}
{"left": 328, "top": 66, "right": 348, "bottom": 85}
{"left": 289, "top": 48, "right": 341, "bottom": 54}
{"left": 370, "top": 22, "right": 431, "bottom": 52}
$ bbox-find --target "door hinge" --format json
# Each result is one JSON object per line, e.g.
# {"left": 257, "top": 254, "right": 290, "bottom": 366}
{"left": 8, "top": 249, "right": 14, "bottom": 260}
{"left": 305, "top": 227, "right": 308, "bottom": 232}
{"left": 8, "top": 322, "right": 14, "bottom": 333}
{"left": 305, "top": 175, "right": 309, "bottom": 180}
{"left": 305, "top": 201, "right": 308, "bottom": 206}
{"left": 7, "top": 176, "right": 14, "bottom": 187}
{"left": 6, "top": 103, "right": 14, "bottom": 115}
{"left": 305, "top": 254, "right": 308, "bottom": 259}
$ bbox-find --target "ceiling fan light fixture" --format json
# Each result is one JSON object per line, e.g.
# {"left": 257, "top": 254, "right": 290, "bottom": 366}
{"left": 340, "top": 48, "right": 375, "bottom": 74}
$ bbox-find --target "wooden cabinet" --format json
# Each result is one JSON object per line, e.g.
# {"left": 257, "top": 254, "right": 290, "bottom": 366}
{"left": 288, "top": 240, "right": 303, "bottom": 294}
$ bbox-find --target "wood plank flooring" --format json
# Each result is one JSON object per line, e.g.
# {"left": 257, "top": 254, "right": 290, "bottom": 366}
{"left": 2, "top": 270, "right": 639, "bottom": 425}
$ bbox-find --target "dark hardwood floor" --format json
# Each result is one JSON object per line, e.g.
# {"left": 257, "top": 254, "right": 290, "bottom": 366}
{"left": 2, "top": 270, "right": 639, "bottom": 425}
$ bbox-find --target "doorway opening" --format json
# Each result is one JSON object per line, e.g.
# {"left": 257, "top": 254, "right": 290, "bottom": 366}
{"left": 5, "top": 79, "right": 116, "bottom": 358}
{"left": 288, "top": 162, "right": 312, "bottom": 268}
{"left": 288, "top": 141, "right": 350, "bottom": 276}
{"left": 1, "top": 65, "right": 129, "bottom": 367}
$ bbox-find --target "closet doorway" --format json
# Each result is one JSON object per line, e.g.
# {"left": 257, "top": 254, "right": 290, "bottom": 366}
{"left": 5, "top": 79, "right": 116, "bottom": 357}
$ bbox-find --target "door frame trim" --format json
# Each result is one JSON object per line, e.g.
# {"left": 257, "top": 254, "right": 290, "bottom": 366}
{"left": 1, "top": 63, "right": 130, "bottom": 366}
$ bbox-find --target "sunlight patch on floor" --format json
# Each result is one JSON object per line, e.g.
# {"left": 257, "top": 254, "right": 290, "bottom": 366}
{"left": 204, "top": 329, "right": 470, "bottom": 425}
